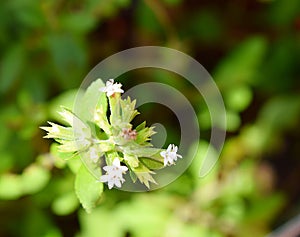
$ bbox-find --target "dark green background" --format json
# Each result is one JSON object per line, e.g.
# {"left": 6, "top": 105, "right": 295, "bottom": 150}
{"left": 0, "top": 0, "right": 300, "bottom": 236}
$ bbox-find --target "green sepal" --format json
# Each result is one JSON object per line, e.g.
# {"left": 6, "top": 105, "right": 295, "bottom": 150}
{"left": 132, "top": 164, "right": 157, "bottom": 189}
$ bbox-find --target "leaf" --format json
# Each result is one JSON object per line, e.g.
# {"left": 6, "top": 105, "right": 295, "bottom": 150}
{"left": 132, "top": 164, "right": 157, "bottom": 188}
{"left": 0, "top": 174, "right": 22, "bottom": 200}
{"left": 50, "top": 142, "right": 77, "bottom": 161}
{"left": 75, "top": 164, "right": 103, "bottom": 213}
{"left": 52, "top": 192, "right": 79, "bottom": 216}
{"left": 225, "top": 85, "right": 253, "bottom": 112}
{"left": 21, "top": 164, "right": 51, "bottom": 195}
{"left": 139, "top": 157, "right": 164, "bottom": 170}
{"left": 47, "top": 34, "right": 87, "bottom": 88}
{"left": 0, "top": 45, "right": 25, "bottom": 94}
{"left": 214, "top": 36, "right": 267, "bottom": 88}
{"left": 129, "top": 147, "right": 162, "bottom": 159}
{"left": 48, "top": 89, "right": 82, "bottom": 123}
{"left": 124, "top": 153, "right": 139, "bottom": 168}
{"left": 75, "top": 79, "right": 109, "bottom": 133}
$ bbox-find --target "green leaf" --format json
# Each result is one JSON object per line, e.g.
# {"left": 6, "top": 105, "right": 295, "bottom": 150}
{"left": 225, "top": 86, "right": 253, "bottom": 112}
{"left": 47, "top": 34, "right": 87, "bottom": 88}
{"left": 0, "top": 45, "right": 25, "bottom": 94}
{"left": 124, "top": 153, "right": 139, "bottom": 168}
{"left": 21, "top": 164, "right": 51, "bottom": 195}
{"left": 50, "top": 143, "right": 77, "bottom": 161}
{"left": 48, "top": 89, "right": 81, "bottom": 123}
{"left": 214, "top": 36, "right": 267, "bottom": 88}
{"left": 76, "top": 79, "right": 110, "bottom": 133}
{"left": 129, "top": 147, "right": 162, "bottom": 159}
{"left": 0, "top": 174, "right": 22, "bottom": 200}
{"left": 61, "top": 12, "right": 96, "bottom": 34}
{"left": 140, "top": 157, "right": 164, "bottom": 170}
{"left": 75, "top": 165, "right": 103, "bottom": 213}
{"left": 52, "top": 192, "right": 79, "bottom": 216}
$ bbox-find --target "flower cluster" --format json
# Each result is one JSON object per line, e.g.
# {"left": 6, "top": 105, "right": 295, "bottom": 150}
{"left": 41, "top": 78, "right": 182, "bottom": 189}
{"left": 99, "top": 158, "right": 128, "bottom": 189}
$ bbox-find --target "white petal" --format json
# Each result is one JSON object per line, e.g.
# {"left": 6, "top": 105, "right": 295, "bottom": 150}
{"left": 114, "top": 179, "right": 122, "bottom": 188}
{"left": 112, "top": 158, "right": 121, "bottom": 167}
{"left": 160, "top": 151, "right": 166, "bottom": 158}
{"left": 166, "top": 144, "right": 172, "bottom": 152}
{"left": 107, "top": 79, "right": 114, "bottom": 85}
{"left": 164, "top": 159, "right": 168, "bottom": 166}
{"left": 103, "top": 166, "right": 115, "bottom": 172}
{"left": 100, "top": 175, "right": 109, "bottom": 182}
{"left": 108, "top": 181, "right": 114, "bottom": 189}
{"left": 173, "top": 145, "right": 178, "bottom": 153}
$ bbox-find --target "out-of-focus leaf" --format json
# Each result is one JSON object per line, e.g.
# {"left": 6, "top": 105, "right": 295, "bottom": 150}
{"left": 225, "top": 86, "right": 253, "bottom": 112}
{"left": 61, "top": 13, "right": 96, "bottom": 34}
{"left": 185, "top": 10, "right": 222, "bottom": 42}
{"left": 75, "top": 164, "right": 103, "bottom": 213}
{"left": 226, "top": 110, "right": 241, "bottom": 132}
{"left": 47, "top": 34, "right": 87, "bottom": 88}
{"left": 115, "top": 194, "right": 170, "bottom": 237}
{"left": 214, "top": 37, "right": 268, "bottom": 88}
{"left": 162, "top": 0, "right": 182, "bottom": 6}
{"left": 48, "top": 89, "right": 82, "bottom": 123}
{"left": 256, "top": 37, "right": 299, "bottom": 92}
{"left": 78, "top": 207, "right": 124, "bottom": 237}
{"left": 244, "top": 194, "right": 285, "bottom": 223}
{"left": 258, "top": 95, "right": 300, "bottom": 132}
{"left": 21, "top": 209, "right": 63, "bottom": 237}
{"left": 21, "top": 164, "right": 51, "bottom": 194}
{"left": 268, "top": 0, "right": 300, "bottom": 26}
{"left": 0, "top": 152, "right": 14, "bottom": 172}
{"left": 0, "top": 45, "right": 25, "bottom": 94}
{"left": 52, "top": 191, "right": 79, "bottom": 216}
{"left": 0, "top": 174, "right": 22, "bottom": 200}
{"left": 135, "top": 1, "right": 163, "bottom": 34}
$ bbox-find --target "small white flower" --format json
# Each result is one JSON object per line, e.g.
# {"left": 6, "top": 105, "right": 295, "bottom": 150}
{"left": 99, "top": 79, "right": 124, "bottom": 97}
{"left": 160, "top": 144, "right": 182, "bottom": 166}
{"left": 100, "top": 158, "right": 128, "bottom": 189}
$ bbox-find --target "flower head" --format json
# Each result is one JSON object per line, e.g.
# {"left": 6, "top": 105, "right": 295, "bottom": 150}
{"left": 160, "top": 144, "right": 182, "bottom": 166}
{"left": 121, "top": 128, "right": 137, "bottom": 140}
{"left": 99, "top": 158, "right": 128, "bottom": 189}
{"left": 99, "top": 79, "right": 124, "bottom": 97}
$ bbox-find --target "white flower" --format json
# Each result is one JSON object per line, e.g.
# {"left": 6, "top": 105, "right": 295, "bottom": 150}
{"left": 160, "top": 144, "right": 182, "bottom": 166}
{"left": 99, "top": 158, "right": 128, "bottom": 189}
{"left": 99, "top": 79, "right": 124, "bottom": 97}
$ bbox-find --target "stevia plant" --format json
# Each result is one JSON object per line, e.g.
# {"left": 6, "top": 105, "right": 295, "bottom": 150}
{"left": 41, "top": 78, "right": 182, "bottom": 212}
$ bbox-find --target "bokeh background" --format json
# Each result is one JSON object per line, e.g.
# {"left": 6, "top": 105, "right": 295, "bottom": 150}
{"left": 0, "top": 0, "right": 300, "bottom": 236}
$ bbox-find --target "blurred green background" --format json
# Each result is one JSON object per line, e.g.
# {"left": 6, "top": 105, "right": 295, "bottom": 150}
{"left": 0, "top": 0, "right": 300, "bottom": 236}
